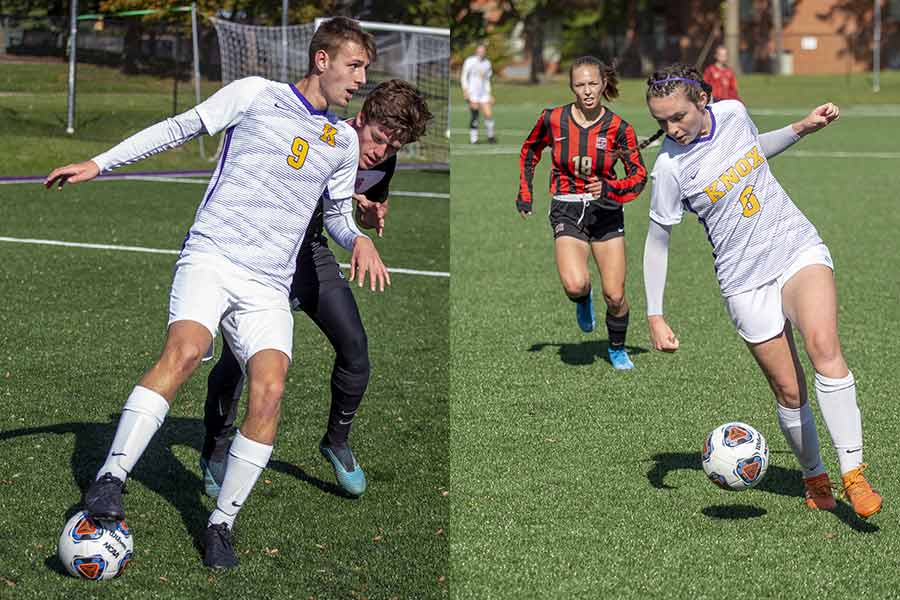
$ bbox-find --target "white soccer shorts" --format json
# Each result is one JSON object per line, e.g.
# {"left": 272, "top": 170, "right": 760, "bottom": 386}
{"left": 466, "top": 87, "right": 492, "bottom": 105}
{"left": 168, "top": 252, "right": 293, "bottom": 366}
{"left": 725, "top": 243, "right": 834, "bottom": 343}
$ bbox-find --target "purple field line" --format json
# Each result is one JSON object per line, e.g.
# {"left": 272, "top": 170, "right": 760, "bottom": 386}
{"left": 0, "top": 170, "right": 215, "bottom": 184}
{"left": 0, "top": 162, "right": 447, "bottom": 184}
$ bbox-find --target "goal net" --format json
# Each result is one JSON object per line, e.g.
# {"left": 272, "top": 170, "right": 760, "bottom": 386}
{"left": 210, "top": 18, "right": 449, "bottom": 166}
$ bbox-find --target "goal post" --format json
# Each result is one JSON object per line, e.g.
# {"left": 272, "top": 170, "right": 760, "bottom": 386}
{"left": 65, "top": 2, "right": 205, "bottom": 157}
{"left": 210, "top": 17, "right": 449, "bottom": 166}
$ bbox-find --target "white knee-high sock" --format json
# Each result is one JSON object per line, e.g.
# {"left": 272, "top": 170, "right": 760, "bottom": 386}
{"left": 815, "top": 371, "right": 863, "bottom": 474}
{"left": 97, "top": 386, "right": 170, "bottom": 481}
{"left": 485, "top": 118, "right": 495, "bottom": 138}
{"left": 208, "top": 430, "right": 272, "bottom": 529}
{"left": 776, "top": 401, "right": 825, "bottom": 478}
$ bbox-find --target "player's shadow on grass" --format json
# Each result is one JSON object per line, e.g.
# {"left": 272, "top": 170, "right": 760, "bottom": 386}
{"left": 647, "top": 451, "right": 879, "bottom": 533}
{"left": 528, "top": 340, "right": 649, "bottom": 366}
{"left": 0, "top": 415, "right": 353, "bottom": 572}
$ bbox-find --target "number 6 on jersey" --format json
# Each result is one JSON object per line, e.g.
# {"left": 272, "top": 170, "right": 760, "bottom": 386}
{"left": 739, "top": 185, "right": 760, "bottom": 217}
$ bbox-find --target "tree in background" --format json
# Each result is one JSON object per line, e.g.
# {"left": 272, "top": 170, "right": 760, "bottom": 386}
{"left": 0, "top": 0, "right": 100, "bottom": 15}
{"left": 818, "top": 0, "right": 898, "bottom": 70}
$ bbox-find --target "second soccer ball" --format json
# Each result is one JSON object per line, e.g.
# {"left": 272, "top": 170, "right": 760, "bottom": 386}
{"left": 701, "top": 422, "right": 769, "bottom": 491}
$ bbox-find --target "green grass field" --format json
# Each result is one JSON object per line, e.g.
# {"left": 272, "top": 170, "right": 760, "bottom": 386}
{"left": 450, "top": 73, "right": 900, "bottom": 597}
{"left": 0, "top": 62, "right": 448, "bottom": 598}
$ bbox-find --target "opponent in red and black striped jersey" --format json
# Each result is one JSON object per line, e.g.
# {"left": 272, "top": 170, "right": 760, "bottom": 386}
{"left": 515, "top": 56, "right": 648, "bottom": 371}
{"left": 517, "top": 104, "right": 646, "bottom": 212}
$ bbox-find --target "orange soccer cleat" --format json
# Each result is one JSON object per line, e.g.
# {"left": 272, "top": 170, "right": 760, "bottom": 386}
{"left": 803, "top": 472, "right": 837, "bottom": 511}
{"left": 841, "top": 464, "right": 883, "bottom": 519}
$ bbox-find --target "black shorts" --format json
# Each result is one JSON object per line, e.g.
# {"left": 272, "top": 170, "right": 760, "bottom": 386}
{"left": 290, "top": 236, "right": 349, "bottom": 313}
{"left": 549, "top": 200, "right": 625, "bottom": 243}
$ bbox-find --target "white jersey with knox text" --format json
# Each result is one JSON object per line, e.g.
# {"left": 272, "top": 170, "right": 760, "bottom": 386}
{"left": 649, "top": 100, "right": 821, "bottom": 297}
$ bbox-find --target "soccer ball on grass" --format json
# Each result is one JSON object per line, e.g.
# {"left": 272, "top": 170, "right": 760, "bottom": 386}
{"left": 701, "top": 422, "right": 769, "bottom": 490}
{"left": 58, "top": 511, "right": 133, "bottom": 580}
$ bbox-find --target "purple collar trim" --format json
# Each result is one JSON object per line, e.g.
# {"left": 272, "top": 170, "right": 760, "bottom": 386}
{"left": 289, "top": 83, "right": 327, "bottom": 115}
{"left": 691, "top": 106, "right": 716, "bottom": 144}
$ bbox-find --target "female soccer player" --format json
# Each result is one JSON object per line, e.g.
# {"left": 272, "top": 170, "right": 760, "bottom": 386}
{"left": 641, "top": 64, "right": 881, "bottom": 518}
{"left": 518, "top": 56, "right": 647, "bottom": 370}
{"left": 461, "top": 42, "right": 496, "bottom": 144}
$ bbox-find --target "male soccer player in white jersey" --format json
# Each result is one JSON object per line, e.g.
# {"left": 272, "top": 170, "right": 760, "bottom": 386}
{"left": 199, "top": 79, "right": 433, "bottom": 500}
{"left": 460, "top": 42, "right": 496, "bottom": 144}
{"left": 642, "top": 64, "right": 882, "bottom": 519}
{"left": 44, "top": 17, "right": 386, "bottom": 569}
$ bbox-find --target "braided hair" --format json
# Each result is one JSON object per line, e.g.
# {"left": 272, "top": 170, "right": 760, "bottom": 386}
{"left": 629, "top": 63, "right": 715, "bottom": 152}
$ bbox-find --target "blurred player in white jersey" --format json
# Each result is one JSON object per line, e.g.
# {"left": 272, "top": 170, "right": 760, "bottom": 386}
{"left": 44, "top": 17, "right": 386, "bottom": 569}
{"left": 200, "top": 79, "right": 433, "bottom": 500}
{"left": 641, "top": 64, "right": 881, "bottom": 519}
{"left": 460, "top": 42, "right": 496, "bottom": 144}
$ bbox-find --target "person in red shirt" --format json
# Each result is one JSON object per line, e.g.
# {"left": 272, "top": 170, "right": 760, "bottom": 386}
{"left": 518, "top": 56, "right": 648, "bottom": 370}
{"left": 703, "top": 45, "right": 741, "bottom": 102}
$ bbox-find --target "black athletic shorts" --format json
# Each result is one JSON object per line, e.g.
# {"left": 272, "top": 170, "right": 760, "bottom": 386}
{"left": 289, "top": 236, "right": 349, "bottom": 312}
{"left": 549, "top": 200, "right": 625, "bottom": 243}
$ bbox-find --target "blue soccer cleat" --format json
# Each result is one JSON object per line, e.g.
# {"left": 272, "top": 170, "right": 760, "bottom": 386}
{"left": 608, "top": 347, "right": 635, "bottom": 370}
{"left": 319, "top": 437, "right": 367, "bottom": 497}
{"left": 200, "top": 456, "right": 226, "bottom": 499}
{"left": 576, "top": 291, "right": 595, "bottom": 333}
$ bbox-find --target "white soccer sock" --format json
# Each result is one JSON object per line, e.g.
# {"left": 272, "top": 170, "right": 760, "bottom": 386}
{"left": 208, "top": 430, "right": 273, "bottom": 530}
{"left": 815, "top": 371, "right": 863, "bottom": 474}
{"left": 485, "top": 118, "right": 495, "bottom": 138}
{"left": 97, "top": 386, "right": 169, "bottom": 481}
{"left": 775, "top": 401, "right": 825, "bottom": 478}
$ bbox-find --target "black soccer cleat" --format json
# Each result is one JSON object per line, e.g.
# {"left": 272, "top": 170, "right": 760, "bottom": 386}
{"left": 203, "top": 522, "right": 239, "bottom": 569}
{"left": 84, "top": 473, "right": 125, "bottom": 521}
{"left": 488, "top": 136, "right": 498, "bottom": 144}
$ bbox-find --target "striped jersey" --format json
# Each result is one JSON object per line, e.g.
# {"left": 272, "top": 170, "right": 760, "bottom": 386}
{"left": 304, "top": 153, "right": 396, "bottom": 249}
{"left": 518, "top": 104, "right": 647, "bottom": 211}
{"left": 187, "top": 76, "right": 358, "bottom": 296}
{"left": 649, "top": 100, "right": 821, "bottom": 297}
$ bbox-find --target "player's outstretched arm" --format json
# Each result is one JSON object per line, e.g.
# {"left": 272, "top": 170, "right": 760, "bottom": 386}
{"left": 44, "top": 79, "right": 266, "bottom": 192}
{"left": 793, "top": 102, "right": 839, "bottom": 137}
{"left": 644, "top": 219, "right": 680, "bottom": 352}
{"left": 758, "top": 102, "right": 839, "bottom": 159}
{"left": 44, "top": 160, "right": 100, "bottom": 190}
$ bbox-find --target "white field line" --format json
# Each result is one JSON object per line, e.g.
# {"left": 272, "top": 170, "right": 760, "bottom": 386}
{"left": 452, "top": 144, "right": 900, "bottom": 160}
{"left": 0, "top": 236, "right": 449, "bottom": 278}
{"left": 450, "top": 104, "right": 900, "bottom": 119}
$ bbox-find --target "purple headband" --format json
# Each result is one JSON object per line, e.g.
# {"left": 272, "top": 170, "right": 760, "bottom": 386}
{"left": 650, "top": 76, "right": 703, "bottom": 87}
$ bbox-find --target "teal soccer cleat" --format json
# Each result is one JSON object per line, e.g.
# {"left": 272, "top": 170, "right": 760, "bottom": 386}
{"left": 608, "top": 347, "right": 635, "bottom": 370}
{"left": 319, "top": 437, "right": 367, "bottom": 497}
{"left": 576, "top": 291, "right": 595, "bottom": 333}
